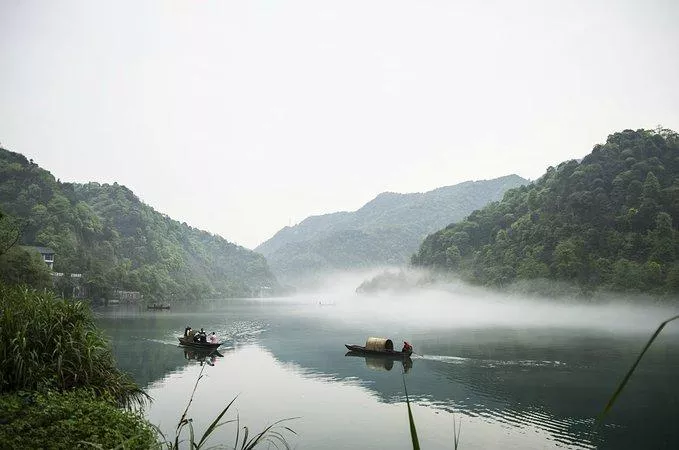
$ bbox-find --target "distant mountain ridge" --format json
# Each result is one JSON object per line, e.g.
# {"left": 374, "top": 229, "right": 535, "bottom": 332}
{"left": 256, "top": 175, "right": 528, "bottom": 284}
{"left": 0, "top": 147, "right": 278, "bottom": 299}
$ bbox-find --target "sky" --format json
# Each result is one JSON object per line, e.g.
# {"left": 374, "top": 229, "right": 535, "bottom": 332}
{"left": 1, "top": 0, "right": 678, "bottom": 249}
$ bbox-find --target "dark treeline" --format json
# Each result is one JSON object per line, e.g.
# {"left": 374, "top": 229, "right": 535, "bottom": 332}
{"left": 0, "top": 147, "right": 279, "bottom": 300}
{"left": 413, "top": 128, "right": 679, "bottom": 296}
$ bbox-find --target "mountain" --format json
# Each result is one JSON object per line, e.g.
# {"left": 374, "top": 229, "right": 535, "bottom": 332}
{"left": 0, "top": 147, "right": 278, "bottom": 299}
{"left": 412, "top": 128, "right": 679, "bottom": 296}
{"left": 256, "top": 175, "right": 528, "bottom": 284}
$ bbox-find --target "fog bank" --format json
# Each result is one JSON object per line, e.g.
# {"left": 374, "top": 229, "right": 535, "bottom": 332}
{"left": 281, "top": 269, "right": 679, "bottom": 334}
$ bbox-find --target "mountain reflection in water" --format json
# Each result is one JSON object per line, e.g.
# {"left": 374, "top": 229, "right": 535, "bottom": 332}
{"left": 95, "top": 298, "right": 679, "bottom": 450}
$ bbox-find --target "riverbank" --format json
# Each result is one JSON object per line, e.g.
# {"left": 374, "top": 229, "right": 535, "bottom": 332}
{"left": 0, "top": 283, "right": 157, "bottom": 448}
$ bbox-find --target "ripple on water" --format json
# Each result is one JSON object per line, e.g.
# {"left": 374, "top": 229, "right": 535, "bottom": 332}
{"left": 412, "top": 354, "right": 596, "bottom": 449}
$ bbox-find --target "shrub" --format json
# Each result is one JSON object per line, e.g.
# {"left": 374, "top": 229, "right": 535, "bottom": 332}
{"left": 0, "top": 389, "right": 157, "bottom": 449}
{"left": 0, "top": 283, "right": 146, "bottom": 407}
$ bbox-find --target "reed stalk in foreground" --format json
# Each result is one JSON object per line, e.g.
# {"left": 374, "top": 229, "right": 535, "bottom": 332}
{"left": 452, "top": 410, "right": 462, "bottom": 450}
{"left": 599, "top": 314, "right": 679, "bottom": 421}
{"left": 403, "top": 368, "right": 462, "bottom": 449}
{"left": 403, "top": 375, "right": 421, "bottom": 450}
{"left": 154, "top": 364, "right": 297, "bottom": 449}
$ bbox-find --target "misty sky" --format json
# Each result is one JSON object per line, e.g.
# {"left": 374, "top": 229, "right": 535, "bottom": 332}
{"left": 1, "top": 0, "right": 678, "bottom": 249}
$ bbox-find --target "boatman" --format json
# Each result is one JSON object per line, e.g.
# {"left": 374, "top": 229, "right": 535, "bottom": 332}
{"left": 402, "top": 341, "right": 413, "bottom": 353}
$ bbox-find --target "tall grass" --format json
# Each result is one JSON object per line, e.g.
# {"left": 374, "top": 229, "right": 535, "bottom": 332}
{"left": 0, "top": 283, "right": 146, "bottom": 408}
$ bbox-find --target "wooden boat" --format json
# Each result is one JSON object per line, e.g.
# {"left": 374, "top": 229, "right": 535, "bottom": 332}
{"left": 178, "top": 336, "right": 222, "bottom": 350}
{"left": 345, "top": 345, "right": 412, "bottom": 358}
{"left": 345, "top": 337, "right": 412, "bottom": 358}
{"left": 147, "top": 304, "right": 170, "bottom": 310}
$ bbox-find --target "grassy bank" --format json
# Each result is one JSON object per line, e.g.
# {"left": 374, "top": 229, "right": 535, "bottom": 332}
{"left": 0, "top": 283, "right": 295, "bottom": 449}
{"left": 0, "top": 283, "right": 156, "bottom": 448}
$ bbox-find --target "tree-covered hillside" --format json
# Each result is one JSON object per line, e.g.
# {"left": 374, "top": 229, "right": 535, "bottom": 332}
{"left": 257, "top": 175, "right": 527, "bottom": 284}
{"left": 412, "top": 128, "right": 679, "bottom": 295}
{"left": 0, "top": 147, "right": 278, "bottom": 299}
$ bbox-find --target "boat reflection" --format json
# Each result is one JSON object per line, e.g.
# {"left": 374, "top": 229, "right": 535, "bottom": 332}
{"left": 345, "top": 351, "right": 413, "bottom": 373}
{"left": 182, "top": 348, "right": 225, "bottom": 366}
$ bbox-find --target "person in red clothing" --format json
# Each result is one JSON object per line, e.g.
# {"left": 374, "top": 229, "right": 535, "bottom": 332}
{"left": 402, "top": 341, "right": 413, "bottom": 353}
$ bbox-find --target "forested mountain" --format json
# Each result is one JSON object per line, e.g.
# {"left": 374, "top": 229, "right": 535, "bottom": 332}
{"left": 256, "top": 175, "right": 527, "bottom": 284}
{"left": 412, "top": 128, "right": 679, "bottom": 296}
{"left": 0, "top": 147, "right": 278, "bottom": 299}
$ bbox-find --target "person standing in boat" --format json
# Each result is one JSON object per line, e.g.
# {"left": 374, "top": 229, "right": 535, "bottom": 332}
{"left": 402, "top": 341, "right": 413, "bottom": 353}
{"left": 184, "top": 326, "right": 192, "bottom": 337}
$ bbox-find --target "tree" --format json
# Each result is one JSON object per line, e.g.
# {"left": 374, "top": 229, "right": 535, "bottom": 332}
{"left": 0, "top": 211, "right": 22, "bottom": 257}
{"left": 412, "top": 128, "right": 679, "bottom": 295}
{"left": 0, "top": 246, "right": 51, "bottom": 289}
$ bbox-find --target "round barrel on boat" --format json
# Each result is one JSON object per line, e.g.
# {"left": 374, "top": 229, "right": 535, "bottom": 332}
{"left": 365, "top": 337, "right": 393, "bottom": 352}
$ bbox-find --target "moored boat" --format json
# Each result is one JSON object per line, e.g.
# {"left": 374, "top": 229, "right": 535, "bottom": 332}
{"left": 148, "top": 304, "right": 170, "bottom": 310}
{"left": 344, "top": 337, "right": 413, "bottom": 358}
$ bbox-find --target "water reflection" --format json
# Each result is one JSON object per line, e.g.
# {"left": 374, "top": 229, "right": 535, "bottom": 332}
{"left": 345, "top": 351, "right": 413, "bottom": 373}
{"left": 183, "top": 348, "right": 225, "bottom": 366}
{"left": 95, "top": 300, "right": 679, "bottom": 449}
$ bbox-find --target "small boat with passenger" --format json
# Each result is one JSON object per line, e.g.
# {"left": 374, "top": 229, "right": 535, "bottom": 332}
{"left": 345, "top": 337, "right": 413, "bottom": 358}
{"left": 178, "top": 336, "right": 222, "bottom": 350}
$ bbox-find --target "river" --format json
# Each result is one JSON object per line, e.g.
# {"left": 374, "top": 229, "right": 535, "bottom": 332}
{"left": 95, "top": 290, "right": 678, "bottom": 449}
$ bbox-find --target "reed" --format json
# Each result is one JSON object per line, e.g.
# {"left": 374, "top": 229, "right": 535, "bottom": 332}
{"left": 403, "top": 369, "right": 462, "bottom": 449}
{"left": 403, "top": 375, "right": 421, "bottom": 450}
{"left": 599, "top": 314, "right": 679, "bottom": 421}
{"left": 155, "top": 364, "right": 298, "bottom": 449}
{"left": 0, "top": 283, "right": 147, "bottom": 408}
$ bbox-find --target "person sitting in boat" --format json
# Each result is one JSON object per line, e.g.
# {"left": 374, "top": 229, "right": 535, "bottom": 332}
{"left": 209, "top": 332, "right": 218, "bottom": 343}
{"left": 192, "top": 329, "right": 202, "bottom": 343}
{"left": 184, "top": 326, "right": 192, "bottom": 337}
{"left": 199, "top": 328, "right": 207, "bottom": 343}
{"left": 402, "top": 341, "right": 413, "bottom": 353}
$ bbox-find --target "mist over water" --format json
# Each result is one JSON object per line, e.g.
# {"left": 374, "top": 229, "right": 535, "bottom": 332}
{"left": 97, "top": 272, "right": 679, "bottom": 450}
{"left": 286, "top": 268, "right": 679, "bottom": 334}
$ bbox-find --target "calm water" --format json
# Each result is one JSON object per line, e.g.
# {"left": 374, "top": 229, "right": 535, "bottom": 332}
{"left": 95, "top": 294, "right": 679, "bottom": 449}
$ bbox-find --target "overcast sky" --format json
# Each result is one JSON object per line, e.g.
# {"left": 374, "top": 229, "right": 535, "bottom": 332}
{"left": 1, "top": 0, "right": 678, "bottom": 249}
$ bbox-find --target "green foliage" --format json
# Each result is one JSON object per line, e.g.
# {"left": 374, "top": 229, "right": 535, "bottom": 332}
{"left": 413, "top": 128, "right": 679, "bottom": 295}
{"left": 0, "top": 246, "right": 51, "bottom": 289}
{"left": 257, "top": 175, "right": 527, "bottom": 283}
{"left": 356, "top": 270, "right": 413, "bottom": 293}
{"left": 0, "top": 147, "right": 279, "bottom": 299}
{"left": 0, "top": 389, "right": 157, "bottom": 449}
{"left": 0, "top": 283, "right": 146, "bottom": 407}
{"left": 0, "top": 209, "right": 22, "bottom": 256}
